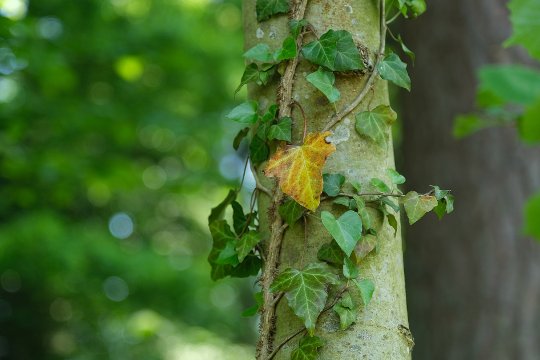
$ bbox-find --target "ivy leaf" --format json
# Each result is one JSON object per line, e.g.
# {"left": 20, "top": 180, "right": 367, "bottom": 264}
{"left": 402, "top": 191, "right": 438, "bottom": 225}
{"left": 381, "top": 197, "right": 400, "bottom": 213}
{"left": 306, "top": 68, "right": 341, "bottom": 103}
{"left": 386, "top": 168, "right": 406, "bottom": 185}
{"left": 377, "top": 53, "right": 411, "bottom": 91}
{"left": 242, "top": 291, "right": 263, "bottom": 317}
{"left": 323, "top": 173, "right": 346, "bottom": 197}
{"left": 268, "top": 117, "right": 292, "bottom": 142}
{"left": 208, "top": 220, "right": 237, "bottom": 280}
{"left": 278, "top": 198, "right": 305, "bottom": 226}
{"left": 343, "top": 256, "right": 359, "bottom": 279}
{"left": 354, "top": 278, "right": 375, "bottom": 306}
{"left": 262, "top": 104, "right": 279, "bottom": 123}
{"left": 291, "top": 335, "right": 324, "bottom": 360}
{"left": 235, "top": 63, "right": 259, "bottom": 94}
{"left": 233, "top": 127, "right": 250, "bottom": 150}
{"left": 355, "top": 234, "right": 377, "bottom": 259}
{"left": 321, "top": 210, "right": 362, "bottom": 257}
{"left": 271, "top": 263, "right": 339, "bottom": 335}
{"left": 387, "top": 213, "right": 398, "bottom": 236}
{"left": 477, "top": 65, "right": 540, "bottom": 107}
{"left": 215, "top": 240, "right": 239, "bottom": 265}
{"left": 370, "top": 178, "right": 391, "bottom": 193}
{"left": 226, "top": 101, "right": 259, "bottom": 124}
{"left": 353, "top": 196, "right": 372, "bottom": 230}
{"left": 290, "top": 19, "right": 309, "bottom": 38}
{"left": 519, "top": 99, "right": 540, "bottom": 144}
{"left": 208, "top": 190, "right": 236, "bottom": 224}
{"left": 264, "top": 132, "right": 336, "bottom": 211}
{"left": 333, "top": 196, "right": 353, "bottom": 208}
{"left": 274, "top": 36, "right": 297, "bottom": 62}
{"left": 355, "top": 105, "right": 397, "bottom": 147}
{"left": 524, "top": 193, "right": 540, "bottom": 240}
{"left": 317, "top": 240, "right": 345, "bottom": 267}
{"left": 256, "top": 0, "right": 289, "bottom": 22}
{"left": 301, "top": 29, "right": 363, "bottom": 71}
{"left": 505, "top": 0, "right": 540, "bottom": 61}
{"left": 230, "top": 254, "right": 262, "bottom": 278}
{"left": 396, "top": 34, "right": 415, "bottom": 62}
{"left": 236, "top": 231, "right": 261, "bottom": 262}
{"left": 250, "top": 135, "right": 269, "bottom": 165}
{"left": 244, "top": 43, "right": 274, "bottom": 63}
{"left": 333, "top": 292, "right": 357, "bottom": 330}
{"left": 231, "top": 201, "right": 247, "bottom": 235}
{"left": 453, "top": 114, "right": 489, "bottom": 139}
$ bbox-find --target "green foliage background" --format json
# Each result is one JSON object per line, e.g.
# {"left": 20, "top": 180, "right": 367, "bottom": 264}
{"left": 0, "top": 0, "right": 256, "bottom": 358}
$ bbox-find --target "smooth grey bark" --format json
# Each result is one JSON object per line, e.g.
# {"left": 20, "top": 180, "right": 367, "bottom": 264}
{"left": 244, "top": 1, "right": 412, "bottom": 359}
{"left": 401, "top": 1, "right": 540, "bottom": 359}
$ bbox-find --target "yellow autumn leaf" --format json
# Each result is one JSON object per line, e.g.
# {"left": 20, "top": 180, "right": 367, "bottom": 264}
{"left": 264, "top": 132, "right": 336, "bottom": 211}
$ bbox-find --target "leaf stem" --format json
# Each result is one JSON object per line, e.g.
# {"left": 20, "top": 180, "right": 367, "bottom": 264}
{"left": 291, "top": 100, "right": 308, "bottom": 142}
{"left": 322, "top": 0, "right": 386, "bottom": 131}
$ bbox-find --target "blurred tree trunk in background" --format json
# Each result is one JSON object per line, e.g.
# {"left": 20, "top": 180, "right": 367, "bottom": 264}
{"left": 402, "top": 0, "right": 540, "bottom": 359}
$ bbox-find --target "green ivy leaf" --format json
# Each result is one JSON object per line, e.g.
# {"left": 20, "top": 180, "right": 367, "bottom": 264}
{"left": 231, "top": 201, "right": 247, "bottom": 235}
{"left": 244, "top": 43, "right": 274, "bottom": 63}
{"left": 268, "top": 117, "right": 292, "bottom": 141}
{"left": 230, "top": 254, "right": 262, "bottom": 278}
{"left": 290, "top": 19, "right": 309, "bottom": 38}
{"left": 505, "top": 0, "right": 540, "bottom": 61}
{"left": 236, "top": 231, "right": 261, "bottom": 262}
{"left": 278, "top": 198, "right": 305, "bottom": 226}
{"left": 274, "top": 36, "right": 297, "bottom": 61}
{"left": 226, "top": 101, "right": 259, "bottom": 124}
{"left": 477, "top": 65, "right": 540, "bottom": 106}
{"left": 353, "top": 196, "right": 372, "bottom": 230}
{"left": 387, "top": 213, "right": 398, "bottom": 236}
{"left": 370, "top": 178, "right": 391, "bottom": 193}
{"left": 235, "top": 63, "right": 259, "bottom": 94}
{"left": 431, "top": 186, "right": 454, "bottom": 219}
{"left": 242, "top": 291, "right": 263, "bottom": 317}
{"left": 317, "top": 240, "right": 345, "bottom": 267}
{"left": 519, "top": 99, "right": 540, "bottom": 144}
{"left": 402, "top": 191, "right": 437, "bottom": 225}
{"left": 377, "top": 53, "right": 411, "bottom": 91}
{"left": 381, "top": 197, "right": 400, "bottom": 213}
{"left": 396, "top": 34, "right": 415, "bottom": 62}
{"left": 208, "top": 190, "right": 236, "bottom": 224}
{"left": 250, "top": 134, "right": 269, "bottom": 165}
{"left": 256, "top": 0, "right": 289, "bottom": 22}
{"left": 302, "top": 29, "right": 363, "bottom": 71}
{"left": 323, "top": 173, "right": 346, "bottom": 197}
{"left": 333, "top": 196, "right": 354, "bottom": 209}
{"left": 215, "top": 240, "right": 239, "bottom": 265}
{"left": 291, "top": 335, "right": 324, "bottom": 360}
{"left": 343, "top": 256, "right": 359, "bottom": 279}
{"left": 355, "top": 105, "right": 397, "bottom": 147}
{"left": 524, "top": 192, "right": 540, "bottom": 241}
{"left": 333, "top": 292, "right": 357, "bottom": 330}
{"left": 453, "top": 114, "right": 490, "bottom": 139}
{"left": 306, "top": 68, "right": 341, "bottom": 103}
{"left": 262, "top": 104, "right": 279, "bottom": 123}
{"left": 233, "top": 127, "right": 250, "bottom": 150}
{"left": 354, "top": 278, "right": 375, "bottom": 306}
{"left": 321, "top": 210, "right": 362, "bottom": 256}
{"left": 386, "top": 168, "right": 406, "bottom": 185}
{"left": 208, "top": 220, "right": 237, "bottom": 280}
{"left": 271, "top": 263, "right": 339, "bottom": 335}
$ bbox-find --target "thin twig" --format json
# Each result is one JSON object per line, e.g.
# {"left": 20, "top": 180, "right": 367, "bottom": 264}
{"left": 271, "top": 292, "right": 284, "bottom": 307}
{"left": 268, "top": 328, "right": 307, "bottom": 360}
{"left": 322, "top": 0, "right": 387, "bottom": 131}
{"left": 386, "top": 11, "right": 400, "bottom": 25}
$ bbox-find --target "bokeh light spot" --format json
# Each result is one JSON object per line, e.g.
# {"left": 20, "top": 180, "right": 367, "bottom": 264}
{"left": 209, "top": 283, "right": 236, "bottom": 309}
{"left": 142, "top": 165, "right": 167, "bottom": 190}
{"left": 0, "top": 0, "right": 27, "bottom": 20}
{"left": 50, "top": 298, "right": 73, "bottom": 322}
{"left": 0, "top": 77, "right": 18, "bottom": 103}
{"left": 37, "top": 17, "right": 63, "bottom": 40}
{"left": 115, "top": 56, "right": 144, "bottom": 82}
{"left": 108, "top": 212, "right": 134, "bottom": 239}
{"left": 103, "top": 276, "right": 129, "bottom": 302}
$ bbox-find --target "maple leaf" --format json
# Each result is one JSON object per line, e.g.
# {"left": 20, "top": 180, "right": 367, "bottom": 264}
{"left": 264, "top": 132, "right": 336, "bottom": 211}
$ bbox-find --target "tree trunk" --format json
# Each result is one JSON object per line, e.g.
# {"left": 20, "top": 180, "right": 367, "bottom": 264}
{"left": 402, "top": 1, "right": 540, "bottom": 359}
{"left": 244, "top": 1, "right": 411, "bottom": 358}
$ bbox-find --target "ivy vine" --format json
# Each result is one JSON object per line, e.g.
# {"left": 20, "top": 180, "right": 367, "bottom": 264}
{"left": 207, "top": 0, "right": 453, "bottom": 359}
